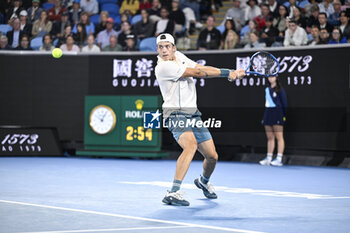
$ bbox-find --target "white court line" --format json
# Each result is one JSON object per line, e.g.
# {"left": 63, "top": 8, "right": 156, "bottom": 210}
{"left": 0, "top": 199, "right": 266, "bottom": 233}
{"left": 19, "top": 225, "right": 193, "bottom": 233}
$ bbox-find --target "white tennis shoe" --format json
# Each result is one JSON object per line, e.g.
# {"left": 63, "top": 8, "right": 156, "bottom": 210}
{"left": 271, "top": 158, "right": 283, "bottom": 166}
{"left": 259, "top": 157, "right": 271, "bottom": 166}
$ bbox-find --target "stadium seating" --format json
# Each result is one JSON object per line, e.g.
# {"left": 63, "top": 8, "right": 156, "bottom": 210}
{"left": 42, "top": 3, "right": 54, "bottom": 10}
{"left": 131, "top": 14, "right": 142, "bottom": 25}
{"left": 98, "top": 0, "right": 118, "bottom": 4}
{"left": 0, "top": 24, "right": 12, "bottom": 35}
{"left": 101, "top": 3, "right": 120, "bottom": 16}
{"left": 30, "top": 37, "right": 43, "bottom": 50}
{"left": 216, "top": 24, "right": 225, "bottom": 34}
{"left": 90, "top": 14, "right": 100, "bottom": 25}
{"left": 139, "top": 37, "right": 157, "bottom": 51}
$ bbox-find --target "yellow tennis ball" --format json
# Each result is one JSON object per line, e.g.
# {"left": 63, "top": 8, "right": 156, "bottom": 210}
{"left": 52, "top": 48, "right": 62, "bottom": 59}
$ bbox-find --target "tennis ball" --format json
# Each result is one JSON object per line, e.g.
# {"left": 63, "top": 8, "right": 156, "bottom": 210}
{"left": 52, "top": 48, "right": 62, "bottom": 59}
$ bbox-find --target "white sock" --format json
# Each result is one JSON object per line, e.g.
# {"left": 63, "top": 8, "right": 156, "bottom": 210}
{"left": 267, "top": 153, "right": 273, "bottom": 160}
{"left": 277, "top": 153, "right": 283, "bottom": 161}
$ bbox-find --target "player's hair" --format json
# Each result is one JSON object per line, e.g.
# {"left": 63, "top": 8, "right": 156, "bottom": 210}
{"left": 275, "top": 78, "right": 282, "bottom": 93}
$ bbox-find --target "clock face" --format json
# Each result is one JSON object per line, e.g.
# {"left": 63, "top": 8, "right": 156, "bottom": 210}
{"left": 89, "top": 105, "right": 116, "bottom": 135}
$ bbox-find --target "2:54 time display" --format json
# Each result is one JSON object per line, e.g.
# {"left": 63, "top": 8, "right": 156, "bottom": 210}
{"left": 126, "top": 126, "right": 152, "bottom": 141}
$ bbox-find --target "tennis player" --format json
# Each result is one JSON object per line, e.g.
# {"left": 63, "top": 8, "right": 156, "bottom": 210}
{"left": 260, "top": 76, "right": 287, "bottom": 166}
{"left": 155, "top": 33, "right": 245, "bottom": 206}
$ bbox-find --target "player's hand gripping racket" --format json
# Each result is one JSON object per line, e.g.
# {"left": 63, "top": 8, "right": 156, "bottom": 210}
{"left": 245, "top": 51, "right": 280, "bottom": 77}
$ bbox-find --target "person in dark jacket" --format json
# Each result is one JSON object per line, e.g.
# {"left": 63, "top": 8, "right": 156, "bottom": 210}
{"left": 197, "top": 15, "right": 221, "bottom": 50}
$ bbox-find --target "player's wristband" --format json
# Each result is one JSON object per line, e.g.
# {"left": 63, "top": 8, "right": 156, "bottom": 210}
{"left": 220, "top": 69, "right": 230, "bottom": 77}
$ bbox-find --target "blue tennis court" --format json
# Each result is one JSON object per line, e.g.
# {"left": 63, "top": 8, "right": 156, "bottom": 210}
{"left": 1, "top": 157, "right": 349, "bottom": 233}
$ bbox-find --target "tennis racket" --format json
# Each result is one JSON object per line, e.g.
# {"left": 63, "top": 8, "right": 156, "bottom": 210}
{"left": 245, "top": 51, "right": 280, "bottom": 77}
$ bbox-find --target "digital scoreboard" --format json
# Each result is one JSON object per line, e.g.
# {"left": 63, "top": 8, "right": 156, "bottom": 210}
{"left": 76, "top": 96, "right": 168, "bottom": 158}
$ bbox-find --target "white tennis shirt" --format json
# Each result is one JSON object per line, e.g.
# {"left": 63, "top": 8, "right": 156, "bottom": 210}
{"left": 155, "top": 51, "right": 198, "bottom": 118}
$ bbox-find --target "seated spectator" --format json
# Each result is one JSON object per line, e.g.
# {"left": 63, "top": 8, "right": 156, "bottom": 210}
{"left": 306, "top": 4, "right": 320, "bottom": 33}
{"left": 48, "top": 0, "right": 67, "bottom": 22}
{"left": 95, "top": 11, "right": 109, "bottom": 36}
{"left": 7, "top": 0, "right": 24, "bottom": 22}
{"left": 72, "top": 11, "right": 94, "bottom": 34}
{"left": 154, "top": 7, "right": 174, "bottom": 37}
{"left": 115, "top": 13, "right": 131, "bottom": 31}
{"left": 244, "top": 0, "right": 261, "bottom": 22}
{"left": 73, "top": 22, "right": 87, "bottom": 47}
{"left": 307, "top": 25, "right": 320, "bottom": 45}
{"left": 273, "top": 5, "right": 288, "bottom": 33}
{"left": 260, "top": 16, "right": 279, "bottom": 47}
{"left": 97, "top": 17, "right": 118, "bottom": 48}
{"left": 293, "top": 7, "right": 306, "bottom": 29}
{"left": 283, "top": 18, "right": 308, "bottom": 46}
{"left": 118, "top": 21, "right": 136, "bottom": 47}
{"left": 244, "top": 31, "right": 266, "bottom": 49}
{"left": 7, "top": 18, "right": 24, "bottom": 48}
{"left": 329, "top": 27, "right": 347, "bottom": 43}
{"left": 148, "top": 0, "right": 161, "bottom": 22}
{"left": 62, "top": 0, "right": 74, "bottom": 9}
{"left": 286, "top": 0, "right": 298, "bottom": 18}
{"left": 339, "top": 11, "right": 350, "bottom": 41}
{"left": 123, "top": 34, "right": 139, "bottom": 51}
{"left": 318, "top": 27, "right": 330, "bottom": 43}
{"left": 19, "top": 10, "right": 32, "bottom": 37}
{"left": 221, "top": 0, "right": 244, "bottom": 32}
{"left": 182, "top": 0, "right": 200, "bottom": 23}
{"left": 182, "top": 6, "right": 203, "bottom": 35}
{"left": 51, "top": 11, "right": 71, "bottom": 40}
{"left": 120, "top": 0, "right": 140, "bottom": 16}
{"left": 197, "top": 15, "right": 221, "bottom": 50}
{"left": 57, "top": 24, "right": 72, "bottom": 47}
{"left": 254, "top": 4, "right": 272, "bottom": 31}
{"left": 241, "top": 19, "right": 258, "bottom": 46}
{"left": 169, "top": 0, "right": 185, "bottom": 34}
{"left": 329, "top": 0, "right": 342, "bottom": 26}
{"left": 81, "top": 34, "right": 100, "bottom": 52}
{"left": 102, "top": 35, "right": 122, "bottom": 51}
{"left": 60, "top": 34, "right": 80, "bottom": 51}
{"left": 268, "top": 0, "right": 280, "bottom": 18}
{"left": 318, "top": 0, "right": 334, "bottom": 17}
{"left": 80, "top": 0, "right": 98, "bottom": 16}
{"left": 27, "top": 0, "right": 43, "bottom": 24}
{"left": 15, "top": 34, "right": 33, "bottom": 50}
{"left": 133, "top": 9, "right": 154, "bottom": 40}
{"left": 318, "top": 12, "right": 333, "bottom": 33}
{"left": 220, "top": 17, "right": 238, "bottom": 49}
{"left": 0, "top": 35, "right": 12, "bottom": 50}
{"left": 69, "top": 0, "right": 82, "bottom": 25}
{"left": 222, "top": 29, "right": 239, "bottom": 49}
{"left": 39, "top": 34, "right": 55, "bottom": 51}
{"left": 32, "top": 10, "right": 53, "bottom": 38}
{"left": 139, "top": 0, "right": 152, "bottom": 11}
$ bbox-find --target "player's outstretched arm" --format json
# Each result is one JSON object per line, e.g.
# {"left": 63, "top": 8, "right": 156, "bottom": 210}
{"left": 181, "top": 64, "right": 245, "bottom": 80}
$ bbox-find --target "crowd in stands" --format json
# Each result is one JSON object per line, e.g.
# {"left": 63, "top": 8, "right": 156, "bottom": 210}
{"left": 0, "top": 0, "right": 349, "bottom": 52}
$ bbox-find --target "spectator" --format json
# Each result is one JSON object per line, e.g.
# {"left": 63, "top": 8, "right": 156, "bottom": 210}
{"left": 0, "top": 35, "right": 12, "bottom": 50}
{"left": 329, "top": 0, "right": 342, "bottom": 26}
{"left": 120, "top": 0, "right": 140, "bottom": 16}
{"left": 148, "top": 0, "right": 161, "bottom": 22}
{"left": 118, "top": 21, "right": 136, "bottom": 47}
{"left": 133, "top": 9, "right": 154, "bottom": 40}
{"left": 81, "top": 34, "right": 100, "bottom": 52}
{"left": 69, "top": 0, "right": 82, "bottom": 25}
{"left": 95, "top": 11, "right": 108, "bottom": 35}
{"left": 51, "top": 10, "right": 70, "bottom": 40}
{"left": 182, "top": 6, "right": 202, "bottom": 35}
{"left": 283, "top": 18, "right": 308, "bottom": 46}
{"left": 318, "top": 0, "right": 334, "bottom": 17}
{"left": 273, "top": 5, "right": 288, "bottom": 33}
{"left": 329, "top": 27, "right": 347, "bottom": 43}
{"left": 293, "top": 7, "right": 306, "bottom": 29}
{"left": 96, "top": 17, "right": 118, "bottom": 48}
{"left": 60, "top": 34, "right": 80, "bottom": 51}
{"left": 318, "top": 12, "right": 333, "bottom": 33}
{"left": 32, "top": 10, "right": 52, "bottom": 37}
{"left": 197, "top": 15, "right": 221, "bottom": 50}
{"left": 80, "top": 0, "right": 98, "bottom": 16}
{"left": 220, "top": 17, "right": 238, "bottom": 49}
{"left": 260, "top": 16, "right": 279, "bottom": 47}
{"left": 318, "top": 27, "right": 330, "bottom": 43}
{"left": 268, "top": 0, "right": 280, "bottom": 18}
{"left": 56, "top": 24, "right": 72, "bottom": 47}
{"left": 154, "top": 7, "right": 174, "bottom": 37}
{"left": 72, "top": 11, "right": 94, "bottom": 34}
{"left": 15, "top": 34, "right": 33, "bottom": 50}
{"left": 286, "top": 0, "right": 298, "bottom": 18}
{"left": 222, "top": 29, "right": 239, "bottom": 49}
{"left": 123, "top": 34, "right": 139, "bottom": 51}
{"left": 19, "top": 10, "right": 32, "bottom": 37}
{"left": 339, "top": 11, "right": 350, "bottom": 41}
{"left": 48, "top": 0, "right": 67, "bottom": 22}
{"left": 27, "top": 0, "right": 42, "bottom": 24}
{"left": 182, "top": 0, "right": 200, "bottom": 22}
{"left": 39, "top": 33, "right": 55, "bottom": 51}
{"left": 221, "top": 0, "right": 244, "bottom": 32}
{"left": 62, "top": 0, "right": 74, "bottom": 9}
{"left": 73, "top": 22, "right": 87, "bottom": 47}
{"left": 244, "top": 0, "right": 261, "bottom": 22}
{"left": 307, "top": 25, "right": 320, "bottom": 45}
{"left": 306, "top": 4, "right": 320, "bottom": 33}
{"left": 7, "top": 0, "right": 24, "bottom": 21}
{"left": 241, "top": 19, "right": 258, "bottom": 46}
{"left": 169, "top": 0, "right": 185, "bottom": 34}
{"left": 139, "top": 0, "right": 152, "bottom": 11}
{"left": 254, "top": 4, "right": 272, "bottom": 31}
{"left": 0, "top": 1, "right": 9, "bottom": 24}
{"left": 102, "top": 35, "right": 122, "bottom": 51}
{"left": 244, "top": 30, "right": 266, "bottom": 48}
{"left": 7, "top": 18, "right": 23, "bottom": 48}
